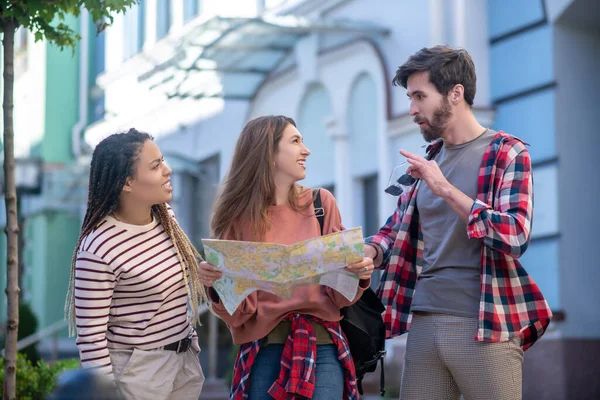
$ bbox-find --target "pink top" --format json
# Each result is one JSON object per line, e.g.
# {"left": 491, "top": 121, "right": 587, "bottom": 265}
{"left": 210, "top": 188, "right": 369, "bottom": 344}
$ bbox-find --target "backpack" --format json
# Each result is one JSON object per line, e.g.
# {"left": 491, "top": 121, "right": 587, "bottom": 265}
{"left": 312, "top": 189, "right": 386, "bottom": 396}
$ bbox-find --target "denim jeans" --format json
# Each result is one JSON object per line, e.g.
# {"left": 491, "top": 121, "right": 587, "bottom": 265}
{"left": 248, "top": 344, "right": 344, "bottom": 400}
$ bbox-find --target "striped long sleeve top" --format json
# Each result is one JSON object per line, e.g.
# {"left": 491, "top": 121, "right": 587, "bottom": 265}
{"left": 74, "top": 210, "right": 193, "bottom": 375}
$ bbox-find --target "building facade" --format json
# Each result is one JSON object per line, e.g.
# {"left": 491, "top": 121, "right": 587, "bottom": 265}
{"left": 488, "top": 0, "right": 600, "bottom": 398}
{"left": 0, "top": 10, "right": 98, "bottom": 349}
{"left": 1, "top": 0, "right": 597, "bottom": 398}
{"left": 82, "top": 0, "right": 600, "bottom": 397}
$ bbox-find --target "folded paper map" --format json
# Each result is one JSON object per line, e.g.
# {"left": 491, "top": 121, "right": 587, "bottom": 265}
{"left": 202, "top": 227, "right": 364, "bottom": 315}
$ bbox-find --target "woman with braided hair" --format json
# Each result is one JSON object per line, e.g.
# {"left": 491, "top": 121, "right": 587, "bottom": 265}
{"left": 65, "top": 129, "right": 207, "bottom": 399}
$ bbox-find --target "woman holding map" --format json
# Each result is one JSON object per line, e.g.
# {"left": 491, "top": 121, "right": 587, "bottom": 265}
{"left": 65, "top": 129, "right": 207, "bottom": 399}
{"left": 198, "top": 115, "right": 374, "bottom": 399}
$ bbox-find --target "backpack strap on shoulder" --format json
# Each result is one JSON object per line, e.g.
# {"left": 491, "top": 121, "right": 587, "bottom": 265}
{"left": 312, "top": 188, "right": 324, "bottom": 236}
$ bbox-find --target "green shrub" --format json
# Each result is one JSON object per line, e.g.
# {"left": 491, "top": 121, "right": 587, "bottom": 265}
{"left": 0, "top": 354, "right": 79, "bottom": 399}
{"left": 224, "top": 344, "right": 238, "bottom": 387}
{"left": 0, "top": 303, "right": 41, "bottom": 363}
{"left": 18, "top": 302, "right": 41, "bottom": 362}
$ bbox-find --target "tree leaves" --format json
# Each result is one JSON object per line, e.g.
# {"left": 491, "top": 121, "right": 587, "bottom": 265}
{"left": 0, "top": 0, "right": 137, "bottom": 50}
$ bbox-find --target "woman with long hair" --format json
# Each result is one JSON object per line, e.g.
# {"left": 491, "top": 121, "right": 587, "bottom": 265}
{"left": 199, "top": 115, "right": 375, "bottom": 399}
{"left": 65, "top": 129, "right": 207, "bottom": 399}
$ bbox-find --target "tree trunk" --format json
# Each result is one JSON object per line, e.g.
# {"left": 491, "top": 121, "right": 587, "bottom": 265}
{"left": 2, "top": 18, "right": 20, "bottom": 400}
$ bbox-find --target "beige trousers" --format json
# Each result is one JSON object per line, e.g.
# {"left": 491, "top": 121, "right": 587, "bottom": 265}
{"left": 400, "top": 312, "right": 523, "bottom": 400}
{"left": 110, "top": 345, "right": 205, "bottom": 400}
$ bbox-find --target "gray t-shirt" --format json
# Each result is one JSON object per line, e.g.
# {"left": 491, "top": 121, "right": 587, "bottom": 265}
{"left": 411, "top": 129, "right": 495, "bottom": 317}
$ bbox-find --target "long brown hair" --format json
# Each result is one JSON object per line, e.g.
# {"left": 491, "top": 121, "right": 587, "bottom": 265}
{"left": 65, "top": 129, "right": 207, "bottom": 335}
{"left": 211, "top": 115, "right": 312, "bottom": 241}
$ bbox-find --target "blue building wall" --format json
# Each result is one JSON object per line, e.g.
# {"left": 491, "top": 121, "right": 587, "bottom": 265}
{"left": 488, "top": 0, "right": 560, "bottom": 310}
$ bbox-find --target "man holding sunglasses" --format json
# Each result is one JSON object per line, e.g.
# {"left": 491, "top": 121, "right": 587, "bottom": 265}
{"left": 364, "top": 46, "right": 552, "bottom": 400}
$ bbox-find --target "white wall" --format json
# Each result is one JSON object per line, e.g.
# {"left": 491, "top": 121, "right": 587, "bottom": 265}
{"left": 250, "top": 38, "right": 390, "bottom": 227}
{"left": 297, "top": 84, "right": 335, "bottom": 188}
{"left": 545, "top": 0, "right": 576, "bottom": 23}
{"left": 90, "top": 0, "right": 494, "bottom": 233}
{"left": 348, "top": 73, "right": 378, "bottom": 178}
{"left": 156, "top": 100, "right": 250, "bottom": 179}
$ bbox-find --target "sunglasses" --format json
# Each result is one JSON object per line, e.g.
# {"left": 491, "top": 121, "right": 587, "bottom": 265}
{"left": 384, "top": 163, "right": 417, "bottom": 196}
{"left": 384, "top": 144, "right": 428, "bottom": 196}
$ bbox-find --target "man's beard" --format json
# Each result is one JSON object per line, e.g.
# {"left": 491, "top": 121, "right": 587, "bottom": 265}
{"left": 414, "top": 97, "right": 452, "bottom": 142}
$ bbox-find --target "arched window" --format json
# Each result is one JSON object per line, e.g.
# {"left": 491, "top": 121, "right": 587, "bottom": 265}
{"left": 297, "top": 84, "right": 335, "bottom": 192}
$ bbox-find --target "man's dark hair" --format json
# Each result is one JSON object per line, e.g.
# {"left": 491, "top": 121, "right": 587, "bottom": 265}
{"left": 393, "top": 45, "right": 477, "bottom": 106}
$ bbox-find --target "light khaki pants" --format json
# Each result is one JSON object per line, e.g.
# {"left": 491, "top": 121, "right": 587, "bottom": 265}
{"left": 110, "top": 346, "right": 205, "bottom": 400}
{"left": 400, "top": 312, "right": 523, "bottom": 400}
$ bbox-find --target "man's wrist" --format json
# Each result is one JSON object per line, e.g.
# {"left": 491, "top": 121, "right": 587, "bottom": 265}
{"left": 365, "top": 244, "right": 382, "bottom": 267}
{"left": 364, "top": 243, "right": 377, "bottom": 258}
{"left": 437, "top": 181, "right": 455, "bottom": 200}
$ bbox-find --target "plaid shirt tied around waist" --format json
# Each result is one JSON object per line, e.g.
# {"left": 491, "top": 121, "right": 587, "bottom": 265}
{"left": 366, "top": 131, "right": 552, "bottom": 350}
{"left": 230, "top": 313, "right": 359, "bottom": 399}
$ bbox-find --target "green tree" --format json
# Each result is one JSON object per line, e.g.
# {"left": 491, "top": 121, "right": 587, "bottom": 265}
{"left": 0, "top": 1, "right": 136, "bottom": 398}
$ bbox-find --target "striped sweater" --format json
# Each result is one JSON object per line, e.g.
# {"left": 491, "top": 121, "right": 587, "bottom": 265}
{"left": 74, "top": 210, "right": 193, "bottom": 375}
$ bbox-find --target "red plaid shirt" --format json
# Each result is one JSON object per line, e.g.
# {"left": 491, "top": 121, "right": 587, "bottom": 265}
{"left": 366, "top": 131, "right": 552, "bottom": 350}
{"left": 230, "top": 313, "right": 359, "bottom": 399}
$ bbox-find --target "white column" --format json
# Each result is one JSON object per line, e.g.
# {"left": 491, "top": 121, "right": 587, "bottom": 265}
{"left": 454, "top": 0, "right": 466, "bottom": 48}
{"left": 379, "top": 128, "right": 394, "bottom": 228}
{"left": 144, "top": 0, "right": 158, "bottom": 50}
{"left": 326, "top": 117, "right": 355, "bottom": 228}
{"left": 256, "top": 0, "right": 266, "bottom": 15}
{"left": 429, "top": 0, "right": 446, "bottom": 46}
{"left": 104, "top": 13, "right": 124, "bottom": 70}
{"left": 171, "top": 0, "right": 184, "bottom": 32}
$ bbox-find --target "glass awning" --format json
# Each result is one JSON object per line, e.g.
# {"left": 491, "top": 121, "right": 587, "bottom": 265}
{"left": 83, "top": 15, "right": 390, "bottom": 148}
{"left": 142, "top": 15, "right": 390, "bottom": 101}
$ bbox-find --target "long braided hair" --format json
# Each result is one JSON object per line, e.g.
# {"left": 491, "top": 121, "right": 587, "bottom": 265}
{"left": 65, "top": 129, "right": 207, "bottom": 335}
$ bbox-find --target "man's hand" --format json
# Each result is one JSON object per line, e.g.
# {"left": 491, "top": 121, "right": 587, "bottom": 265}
{"left": 364, "top": 243, "right": 383, "bottom": 268}
{"left": 400, "top": 149, "right": 452, "bottom": 198}
{"left": 400, "top": 149, "right": 475, "bottom": 222}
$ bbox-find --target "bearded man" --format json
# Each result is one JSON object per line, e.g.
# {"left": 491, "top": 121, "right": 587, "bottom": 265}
{"left": 364, "top": 46, "right": 552, "bottom": 400}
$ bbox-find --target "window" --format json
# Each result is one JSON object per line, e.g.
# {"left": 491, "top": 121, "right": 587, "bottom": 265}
{"left": 362, "top": 174, "right": 379, "bottom": 238}
{"left": 137, "top": 0, "right": 145, "bottom": 51}
{"left": 184, "top": 0, "right": 199, "bottom": 23}
{"left": 156, "top": 0, "right": 172, "bottom": 40}
{"left": 90, "top": 32, "right": 105, "bottom": 122}
{"left": 297, "top": 84, "right": 335, "bottom": 188}
{"left": 362, "top": 174, "right": 380, "bottom": 290}
{"left": 122, "top": 2, "right": 145, "bottom": 59}
{"left": 171, "top": 155, "right": 220, "bottom": 254}
{"left": 266, "top": 0, "right": 287, "bottom": 8}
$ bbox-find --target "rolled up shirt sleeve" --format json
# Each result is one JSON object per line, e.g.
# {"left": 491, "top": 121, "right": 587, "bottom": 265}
{"left": 467, "top": 148, "right": 533, "bottom": 259}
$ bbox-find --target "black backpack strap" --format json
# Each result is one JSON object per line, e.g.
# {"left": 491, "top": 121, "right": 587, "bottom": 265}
{"left": 312, "top": 188, "right": 324, "bottom": 235}
{"left": 380, "top": 357, "right": 385, "bottom": 397}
